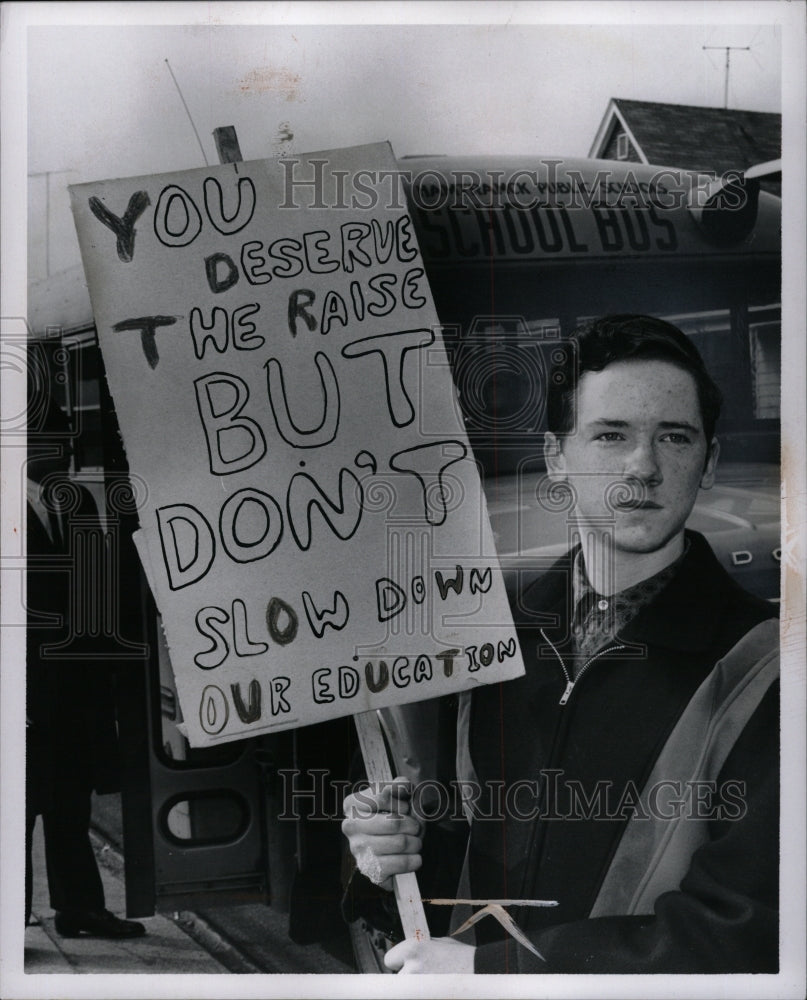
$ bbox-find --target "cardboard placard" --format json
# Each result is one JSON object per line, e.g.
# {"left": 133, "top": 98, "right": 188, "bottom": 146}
{"left": 70, "top": 142, "right": 524, "bottom": 746}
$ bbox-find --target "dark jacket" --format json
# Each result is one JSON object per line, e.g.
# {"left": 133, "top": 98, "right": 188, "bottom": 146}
{"left": 26, "top": 482, "right": 121, "bottom": 803}
{"left": 466, "top": 530, "right": 779, "bottom": 973}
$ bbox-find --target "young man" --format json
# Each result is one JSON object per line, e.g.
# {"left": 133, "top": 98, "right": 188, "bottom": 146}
{"left": 342, "top": 315, "right": 779, "bottom": 974}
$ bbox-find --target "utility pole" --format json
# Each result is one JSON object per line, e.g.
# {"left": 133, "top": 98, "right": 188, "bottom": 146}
{"left": 702, "top": 45, "right": 751, "bottom": 108}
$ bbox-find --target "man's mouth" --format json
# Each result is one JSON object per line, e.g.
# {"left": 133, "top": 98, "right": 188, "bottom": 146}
{"left": 615, "top": 499, "right": 663, "bottom": 511}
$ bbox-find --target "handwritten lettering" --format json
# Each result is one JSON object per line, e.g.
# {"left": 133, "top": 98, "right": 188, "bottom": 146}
{"left": 73, "top": 147, "right": 523, "bottom": 746}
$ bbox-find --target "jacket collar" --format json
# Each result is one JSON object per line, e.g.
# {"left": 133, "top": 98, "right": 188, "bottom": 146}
{"left": 621, "top": 531, "right": 734, "bottom": 651}
{"left": 519, "top": 531, "right": 739, "bottom": 654}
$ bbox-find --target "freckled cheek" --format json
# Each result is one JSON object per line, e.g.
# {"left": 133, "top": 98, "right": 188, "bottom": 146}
{"left": 662, "top": 456, "right": 704, "bottom": 483}
{"left": 665, "top": 467, "right": 705, "bottom": 508}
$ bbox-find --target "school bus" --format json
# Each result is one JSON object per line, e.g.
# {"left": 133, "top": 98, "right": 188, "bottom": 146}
{"left": 403, "top": 155, "right": 781, "bottom": 601}
{"left": 27, "top": 153, "right": 780, "bottom": 968}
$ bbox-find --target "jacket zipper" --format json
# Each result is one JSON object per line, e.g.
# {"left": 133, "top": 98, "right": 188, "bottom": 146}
{"left": 540, "top": 629, "right": 628, "bottom": 705}
{"left": 515, "top": 631, "right": 628, "bottom": 909}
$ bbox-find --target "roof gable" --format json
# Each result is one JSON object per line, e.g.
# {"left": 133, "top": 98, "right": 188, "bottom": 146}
{"left": 590, "top": 98, "right": 781, "bottom": 174}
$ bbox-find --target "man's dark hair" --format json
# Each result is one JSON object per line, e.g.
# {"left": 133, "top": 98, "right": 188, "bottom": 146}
{"left": 546, "top": 314, "right": 723, "bottom": 442}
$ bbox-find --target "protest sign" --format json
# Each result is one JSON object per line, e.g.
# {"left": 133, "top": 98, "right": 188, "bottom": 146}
{"left": 70, "top": 142, "right": 524, "bottom": 747}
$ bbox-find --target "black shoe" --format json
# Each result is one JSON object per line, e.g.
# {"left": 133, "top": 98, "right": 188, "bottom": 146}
{"left": 54, "top": 909, "right": 146, "bottom": 939}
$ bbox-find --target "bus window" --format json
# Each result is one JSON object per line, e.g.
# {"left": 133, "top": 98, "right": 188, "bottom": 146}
{"left": 454, "top": 317, "right": 559, "bottom": 431}
{"left": 67, "top": 341, "right": 103, "bottom": 470}
{"left": 45, "top": 331, "right": 105, "bottom": 473}
{"left": 665, "top": 305, "right": 780, "bottom": 461}
{"left": 31, "top": 332, "right": 107, "bottom": 512}
{"left": 749, "top": 309, "right": 781, "bottom": 420}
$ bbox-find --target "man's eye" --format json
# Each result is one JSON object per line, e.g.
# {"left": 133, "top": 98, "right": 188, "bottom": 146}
{"left": 594, "top": 432, "right": 624, "bottom": 442}
{"left": 660, "top": 432, "right": 691, "bottom": 444}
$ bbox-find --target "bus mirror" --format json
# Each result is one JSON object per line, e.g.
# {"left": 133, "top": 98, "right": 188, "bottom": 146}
{"left": 688, "top": 172, "right": 761, "bottom": 246}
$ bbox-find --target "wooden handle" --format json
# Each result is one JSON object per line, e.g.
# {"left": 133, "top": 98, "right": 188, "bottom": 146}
{"left": 353, "top": 710, "right": 431, "bottom": 942}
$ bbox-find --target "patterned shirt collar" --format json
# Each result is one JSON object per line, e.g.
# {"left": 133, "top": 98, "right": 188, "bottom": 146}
{"left": 571, "top": 540, "right": 690, "bottom": 661}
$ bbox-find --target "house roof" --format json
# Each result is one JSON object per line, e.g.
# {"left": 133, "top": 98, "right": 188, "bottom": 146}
{"left": 589, "top": 98, "right": 781, "bottom": 175}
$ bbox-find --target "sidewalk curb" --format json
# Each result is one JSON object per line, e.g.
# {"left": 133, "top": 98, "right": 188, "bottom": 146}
{"left": 89, "top": 827, "right": 264, "bottom": 974}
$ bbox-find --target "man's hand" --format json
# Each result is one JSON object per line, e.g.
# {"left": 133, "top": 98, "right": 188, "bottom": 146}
{"left": 384, "top": 936, "right": 476, "bottom": 974}
{"left": 341, "top": 776, "right": 423, "bottom": 891}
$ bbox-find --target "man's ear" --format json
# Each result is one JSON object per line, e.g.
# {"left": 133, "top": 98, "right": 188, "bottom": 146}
{"left": 700, "top": 437, "right": 720, "bottom": 490}
{"left": 544, "top": 431, "right": 567, "bottom": 477}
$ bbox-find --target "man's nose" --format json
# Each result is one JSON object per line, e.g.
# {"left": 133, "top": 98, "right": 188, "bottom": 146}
{"left": 624, "top": 440, "right": 662, "bottom": 484}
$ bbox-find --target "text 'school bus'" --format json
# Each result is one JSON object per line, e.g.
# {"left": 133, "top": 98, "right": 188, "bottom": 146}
{"left": 31, "top": 155, "right": 780, "bottom": 968}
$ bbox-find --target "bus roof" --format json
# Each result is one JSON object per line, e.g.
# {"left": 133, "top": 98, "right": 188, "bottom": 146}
{"left": 402, "top": 154, "right": 780, "bottom": 264}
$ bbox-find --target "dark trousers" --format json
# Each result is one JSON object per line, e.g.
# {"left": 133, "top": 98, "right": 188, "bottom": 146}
{"left": 26, "top": 768, "right": 105, "bottom": 923}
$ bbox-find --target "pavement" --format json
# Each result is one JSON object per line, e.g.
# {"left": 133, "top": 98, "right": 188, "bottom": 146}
{"left": 23, "top": 801, "right": 356, "bottom": 977}
{"left": 24, "top": 820, "right": 230, "bottom": 974}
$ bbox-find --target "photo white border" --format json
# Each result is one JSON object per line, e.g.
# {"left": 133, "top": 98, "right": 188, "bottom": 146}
{"left": 2, "top": 2, "right": 804, "bottom": 998}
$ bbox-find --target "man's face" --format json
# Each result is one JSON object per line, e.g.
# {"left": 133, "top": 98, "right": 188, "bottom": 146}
{"left": 544, "top": 359, "right": 718, "bottom": 556}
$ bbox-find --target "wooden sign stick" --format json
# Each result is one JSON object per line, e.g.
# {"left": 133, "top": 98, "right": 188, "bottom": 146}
{"left": 212, "top": 126, "right": 429, "bottom": 944}
{"left": 353, "top": 709, "right": 431, "bottom": 942}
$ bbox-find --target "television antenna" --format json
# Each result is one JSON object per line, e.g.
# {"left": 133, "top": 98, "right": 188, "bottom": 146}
{"left": 702, "top": 45, "right": 751, "bottom": 108}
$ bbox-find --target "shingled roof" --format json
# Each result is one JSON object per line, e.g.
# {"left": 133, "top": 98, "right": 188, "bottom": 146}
{"left": 589, "top": 98, "right": 781, "bottom": 175}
